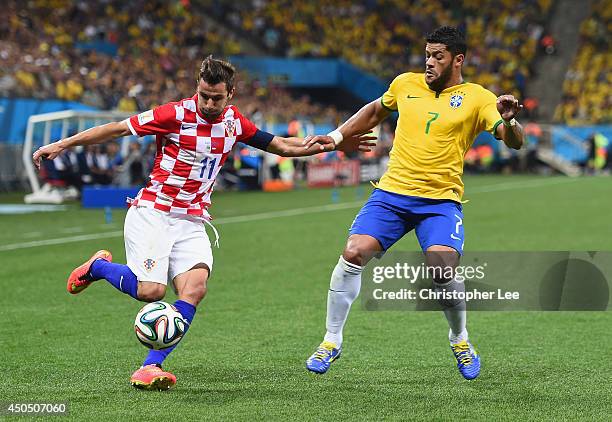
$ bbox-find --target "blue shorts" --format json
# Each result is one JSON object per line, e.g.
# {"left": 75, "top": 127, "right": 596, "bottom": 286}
{"left": 349, "top": 189, "right": 465, "bottom": 254}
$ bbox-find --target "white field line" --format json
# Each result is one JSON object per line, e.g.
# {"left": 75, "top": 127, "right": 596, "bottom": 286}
{"left": 22, "top": 231, "right": 43, "bottom": 239}
{"left": 59, "top": 226, "right": 85, "bottom": 234}
{"left": 466, "top": 177, "right": 580, "bottom": 194}
{"left": 0, "top": 177, "right": 579, "bottom": 252}
{"left": 0, "top": 202, "right": 362, "bottom": 252}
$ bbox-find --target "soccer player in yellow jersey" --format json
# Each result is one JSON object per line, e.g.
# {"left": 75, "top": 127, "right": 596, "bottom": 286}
{"left": 304, "top": 26, "right": 525, "bottom": 379}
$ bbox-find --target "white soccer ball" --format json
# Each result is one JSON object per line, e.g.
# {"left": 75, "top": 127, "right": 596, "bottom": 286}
{"left": 134, "top": 301, "right": 186, "bottom": 350}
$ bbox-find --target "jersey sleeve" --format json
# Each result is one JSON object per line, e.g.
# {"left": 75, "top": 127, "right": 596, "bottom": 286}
{"left": 479, "top": 89, "right": 504, "bottom": 140}
{"left": 380, "top": 74, "right": 404, "bottom": 111}
{"left": 235, "top": 109, "right": 259, "bottom": 142}
{"left": 125, "top": 103, "right": 177, "bottom": 137}
{"left": 235, "top": 109, "right": 274, "bottom": 151}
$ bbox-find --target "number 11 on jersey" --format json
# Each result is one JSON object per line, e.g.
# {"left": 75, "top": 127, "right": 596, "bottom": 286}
{"left": 200, "top": 157, "right": 217, "bottom": 179}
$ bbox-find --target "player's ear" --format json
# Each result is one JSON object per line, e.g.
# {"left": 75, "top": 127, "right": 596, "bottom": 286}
{"left": 454, "top": 53, "right": 465, "bottom": 67}
{"left": 227, "top": 87, "right": 235, "bottom": 100}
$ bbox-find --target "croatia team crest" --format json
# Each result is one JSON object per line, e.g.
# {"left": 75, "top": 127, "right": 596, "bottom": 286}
{"left": 450, "top": 91, "right": 465, "bottom": 109}
{"left": 224, "top": 119, "right": 236, "bottom": 137}
{"left": 143, "top": 258, "right": 156, "bottom": 272}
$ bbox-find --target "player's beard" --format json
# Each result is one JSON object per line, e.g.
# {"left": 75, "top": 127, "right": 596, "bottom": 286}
{"left": 426, "top": 63, "right": 453, "bottom": 92}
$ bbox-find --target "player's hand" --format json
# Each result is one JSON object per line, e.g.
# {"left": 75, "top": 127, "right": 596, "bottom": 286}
{"left": 32, "top": 141, "right": 64, "bottom": 170}
{"left": 302, "top": 132, "right": 377, "bottom": 153}
{"left": 496, "top": 94, "right": 523, "bottom": 121}
{"left": 337, "top": 131, "right": 377, "bottom": 153}
{"left": 303, "top": 134, "right": 334, "bottom": 151}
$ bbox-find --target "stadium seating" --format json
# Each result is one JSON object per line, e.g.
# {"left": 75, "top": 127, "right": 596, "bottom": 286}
{"left": 554, "top": 0, "right": 611, "bottom": 125}
{"left": 211, "top": 0, "right": 553, "bottom": 99}
{"left": 0, "top": 0, "right": 346, "bottom": 125}
{"left": 8, "top": 0, "right": 606, "bottom": 128}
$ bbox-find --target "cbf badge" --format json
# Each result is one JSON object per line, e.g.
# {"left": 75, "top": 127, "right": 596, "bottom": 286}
{"left": 450, "top": 91, "right": 465, "bottom": 109}
{"left": 224, "top": 119, "right": 236, "bottom": 137}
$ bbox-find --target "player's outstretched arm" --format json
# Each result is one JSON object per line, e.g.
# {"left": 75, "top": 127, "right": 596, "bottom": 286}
{"left": 302, "top": 98, "right": 390, "bottom": 149}
{"left": 267, "top": 132, "right": 377, "bottom": 157}
{"left": 32, "top": 121, "right": 132, "bottom": 169}
{"left": 496, "top": 94, "right": 525, "bottom": 150}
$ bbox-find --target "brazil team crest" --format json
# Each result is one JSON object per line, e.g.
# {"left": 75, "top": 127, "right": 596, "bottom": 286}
{"left": 225, "top": 119, "right": 236, "bottom": 137}
{"left": 450, "top": 91, "right": 466, "bottom": 109}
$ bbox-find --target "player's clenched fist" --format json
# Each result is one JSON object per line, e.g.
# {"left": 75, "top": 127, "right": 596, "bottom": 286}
{"left": 496, "top": 94, "right": 523, "bottom": 121}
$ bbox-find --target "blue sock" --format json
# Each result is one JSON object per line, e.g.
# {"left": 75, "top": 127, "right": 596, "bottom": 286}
{"left": 143, "top": 300, "right": 197, "bottom": 367}
{"left": 90, "top": 259, "right": 139, "bottom": 300}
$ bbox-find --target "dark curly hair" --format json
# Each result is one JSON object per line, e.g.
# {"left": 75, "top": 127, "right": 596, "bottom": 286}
{"left": 426, "top": 26, "right": 467, "bottom": 57}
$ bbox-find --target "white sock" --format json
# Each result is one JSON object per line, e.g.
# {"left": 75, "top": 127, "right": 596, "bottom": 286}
{"left": 446, "top": 311, "right": 468, "bottom": 344}
{"left": 433, "top": 277, "right": 468, "bottom": 344}
{"left": 323, "top": 256, "right": 362, "bottom": 347}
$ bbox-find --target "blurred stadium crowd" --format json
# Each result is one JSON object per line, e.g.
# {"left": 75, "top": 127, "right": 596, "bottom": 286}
{"left": 1, "top": 0, "right": 566, "bottom": 123}
{"left": 211, "top": 0, "right": 553, "bottom": 105}
{"left": 554, "top": 0, "right": 611, "bottom": 125}
{"left": 0, "top": 0, "right": 347, "bottom": 126}
{"left": 0, "top": 0, "right": 609, "bottom": 194}
{"left": 4, "top": 0, "right": 609, "bottom": 126}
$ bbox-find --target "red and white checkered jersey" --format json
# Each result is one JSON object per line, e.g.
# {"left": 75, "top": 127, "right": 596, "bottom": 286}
{"left": 125, "top": 94, "right": 258, "bottom": 217}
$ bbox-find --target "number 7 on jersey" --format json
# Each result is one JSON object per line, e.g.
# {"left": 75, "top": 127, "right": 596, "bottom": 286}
{"left": 425, "top": 112, "right": 440, "bottom": 134}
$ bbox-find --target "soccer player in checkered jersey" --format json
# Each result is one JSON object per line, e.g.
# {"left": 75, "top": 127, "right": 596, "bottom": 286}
{"left": 33, "top": 56, "right": 374, "bottom": 390}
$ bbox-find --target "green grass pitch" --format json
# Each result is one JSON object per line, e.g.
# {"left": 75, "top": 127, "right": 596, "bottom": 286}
{"left": 1, "top": 175, "right": 612, "bottom": 420}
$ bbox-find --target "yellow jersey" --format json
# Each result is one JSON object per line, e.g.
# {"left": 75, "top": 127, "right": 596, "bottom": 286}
{"left": 379, "top": 72, "right": 503, "bottom": 202}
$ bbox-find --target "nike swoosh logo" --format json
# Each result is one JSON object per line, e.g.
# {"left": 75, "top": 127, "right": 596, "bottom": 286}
{"left": 406, "top": 95, "right": 421, "bottom": 99}
{"left": 450, "top": 234, "right": 461, "bottom": 240}
{"left": 119, "top": 275, "right": 124, "bottom": 290}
